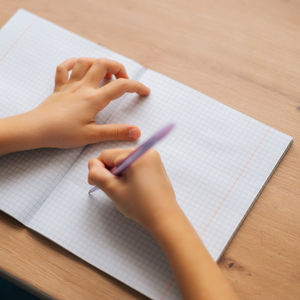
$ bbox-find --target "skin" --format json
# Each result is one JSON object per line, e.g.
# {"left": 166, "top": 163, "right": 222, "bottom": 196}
{"left": 0, "top": 57, "right": 150, "bottom": 156}
{"left": 1, "top": 57, "right": 238, "bottom": 299}
{"left": 88, "top": 149, "right": 239, "bottom": 300}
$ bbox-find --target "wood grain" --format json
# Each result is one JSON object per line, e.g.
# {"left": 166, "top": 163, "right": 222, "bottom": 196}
{"left": 0, "top": 0, "right": 299, "bottom": 299}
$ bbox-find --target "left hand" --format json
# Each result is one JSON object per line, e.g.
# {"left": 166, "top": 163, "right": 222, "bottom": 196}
{"left": 29, "top": 57, "right": 150, "bottom": 148}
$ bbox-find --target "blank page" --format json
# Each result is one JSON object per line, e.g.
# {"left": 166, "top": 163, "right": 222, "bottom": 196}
{"left": 0, "top": 9, "right": 143, "bottom": 223}
{"left": 28, "top": 69, "right": 292, "bottom": 299}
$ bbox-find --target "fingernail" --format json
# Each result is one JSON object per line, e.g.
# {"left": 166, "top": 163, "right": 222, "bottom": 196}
{"left": 141, "top": 87, "right": 150, "bottom": 96}
{"left": 128, "top": 128, "right": 140, "bottom": 140}
{"left": 145, "top": 87, "right": 151, "bottom": 95}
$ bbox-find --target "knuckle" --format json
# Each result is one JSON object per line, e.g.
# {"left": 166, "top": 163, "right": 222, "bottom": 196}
{"left": 148, "top": 149, "right": 160, "bottom": 160}
{"left": 77, "top": 57, "right": 87, "bottom": 65}
{"left": 100, "top": 149, "right": 109, "bottom": 156}
{"left": 56, "top": 64, "right": 64, "bottom": 73}
{"left": 117, "top": 62, "right": 125, "bottom": 70}
{"left": 87, "top": 91, "right": 97, "bottom": 101}
{"left": 83, "top": 89, "right": 97, "bottom": 101}
{"left": 112, "top": 127, "right": 120, "bottom": 138}
{"left": 105, "top": 180, "right": 117, "bottom": 193}
{"left": 116, "top": 78, "right": 128, "bottom": 88}
{"left": 95, "top": 57, "right": 106, "bottom": 65}
{"left": 88, "top": 167, "right": 98, "bottom": 182}
{"left": 99, "top": 149, "right": 111, "bottom": 159}
{"left": 114, "top": 156, "right": 123, "bottom": 166}
{"left": 88, "top": 173, "right": 94, "bottom": 185}
{"left": 88, "top": 158, "right": 95, "bottom": 169}
{"left": 86, "top": 128, "right": 97, "bottom": 142}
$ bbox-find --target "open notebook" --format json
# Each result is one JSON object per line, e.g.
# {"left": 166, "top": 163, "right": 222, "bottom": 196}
{"left": 0, "top": 9, "right": 292, "bottom": 300}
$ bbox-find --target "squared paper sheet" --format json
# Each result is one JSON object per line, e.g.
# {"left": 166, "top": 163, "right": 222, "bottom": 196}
{"left": 29, "top": 69, "right": 292, "bottom": 299}
{"left": 0, "top": 9, "right": 293, "bottom": 300}
{"left": 0, "top": 9, "right": 143, "bottom": 223}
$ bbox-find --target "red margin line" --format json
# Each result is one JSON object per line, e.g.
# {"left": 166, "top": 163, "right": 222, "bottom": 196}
{"left": 160, "top": 127, "right": 271, "bottom": 300}
{"left": 0, "top": 20, "right": 35, "bottom": 63}
{"left": 200, "top": 127, "right": 271, "bottom": 237}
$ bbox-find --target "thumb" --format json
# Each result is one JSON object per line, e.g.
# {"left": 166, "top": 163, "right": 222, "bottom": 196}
{"left": 88, "top": 158, "right": 117, "bottom": 193}
{"left": 87, "top": 124, "right": 141, "bottom": 143}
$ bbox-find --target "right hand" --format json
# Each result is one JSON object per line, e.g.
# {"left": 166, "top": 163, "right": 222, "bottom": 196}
{"left": 88, "top": 148, "right": 179, "bottom": 230}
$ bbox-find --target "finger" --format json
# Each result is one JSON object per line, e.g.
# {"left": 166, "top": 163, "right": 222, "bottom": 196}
{"left": 55, "top": 58, "right": 77, "bottom": 90}
{"left": 88, "top": 158, "right": 116, "bottom": 190}
{"left": 87, "top": 124, "right": 141, "bottom": 144}
{"left": 84, "top": 58, "right": 128, "bottom": 87}
{"left": 98, "top": 148, "right": 134, "bottom": 168}
{"left": 95, "top": 78, "right": 150, "bottom": 107}
{"left": 69, "top": 57, "right": 95, "bottom": 81}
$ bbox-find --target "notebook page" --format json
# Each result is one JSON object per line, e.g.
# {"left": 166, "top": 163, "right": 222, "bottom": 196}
{"left": 0, "top": 9, "right": 144, "bottom": 223}
{"left": 28, "top": 98, "right": 179, "bottom": 300}
{"left": 28, "top": 69, "right": 292, "bottom": 299}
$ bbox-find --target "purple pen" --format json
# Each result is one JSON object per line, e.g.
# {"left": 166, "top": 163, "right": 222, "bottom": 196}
{"left": 88, "top": 123, "right": 175, "bottom": 194}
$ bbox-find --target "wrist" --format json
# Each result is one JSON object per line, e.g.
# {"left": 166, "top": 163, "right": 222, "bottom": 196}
{"left": 0, "top": 110, "right": 45, "bottom": 156}
{"left": 147, "top": 203, "right": 203, "bottom": 265}
{"left": 146, "top": 203, "right": 186, "bottom": 240}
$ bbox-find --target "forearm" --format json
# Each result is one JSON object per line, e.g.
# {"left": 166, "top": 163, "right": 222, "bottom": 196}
{"left": 0, "top": 112, "right": 43, "bottom": 156}
{"left": 149, "top": 205, "right": 238, "bottom": 300}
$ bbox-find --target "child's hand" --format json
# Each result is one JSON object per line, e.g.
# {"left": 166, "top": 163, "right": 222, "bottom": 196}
{"left": 88, "top": 149, "right": 239, "bottom": 300}
{"left": 88, "top": 149, "right": 179, "bottom": 230}
{"left": 29, "top": 57, "right": 150, "bottom": 148}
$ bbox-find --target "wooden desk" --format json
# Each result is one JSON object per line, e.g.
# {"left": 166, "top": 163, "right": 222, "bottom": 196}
{"left": 0, "top": 0, "right": 299, "bottom": 299}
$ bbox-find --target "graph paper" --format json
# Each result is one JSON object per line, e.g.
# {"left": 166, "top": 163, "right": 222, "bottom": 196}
{"left": 0, "top": 9, "right": 293, "bottom": 300}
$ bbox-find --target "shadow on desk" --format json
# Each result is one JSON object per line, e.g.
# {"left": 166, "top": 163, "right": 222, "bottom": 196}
{"left": 0, "top": 269, "right": 45, "bottom": 300}
{"left": 0, "top": 211, "right": 147, "bottom": 300}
